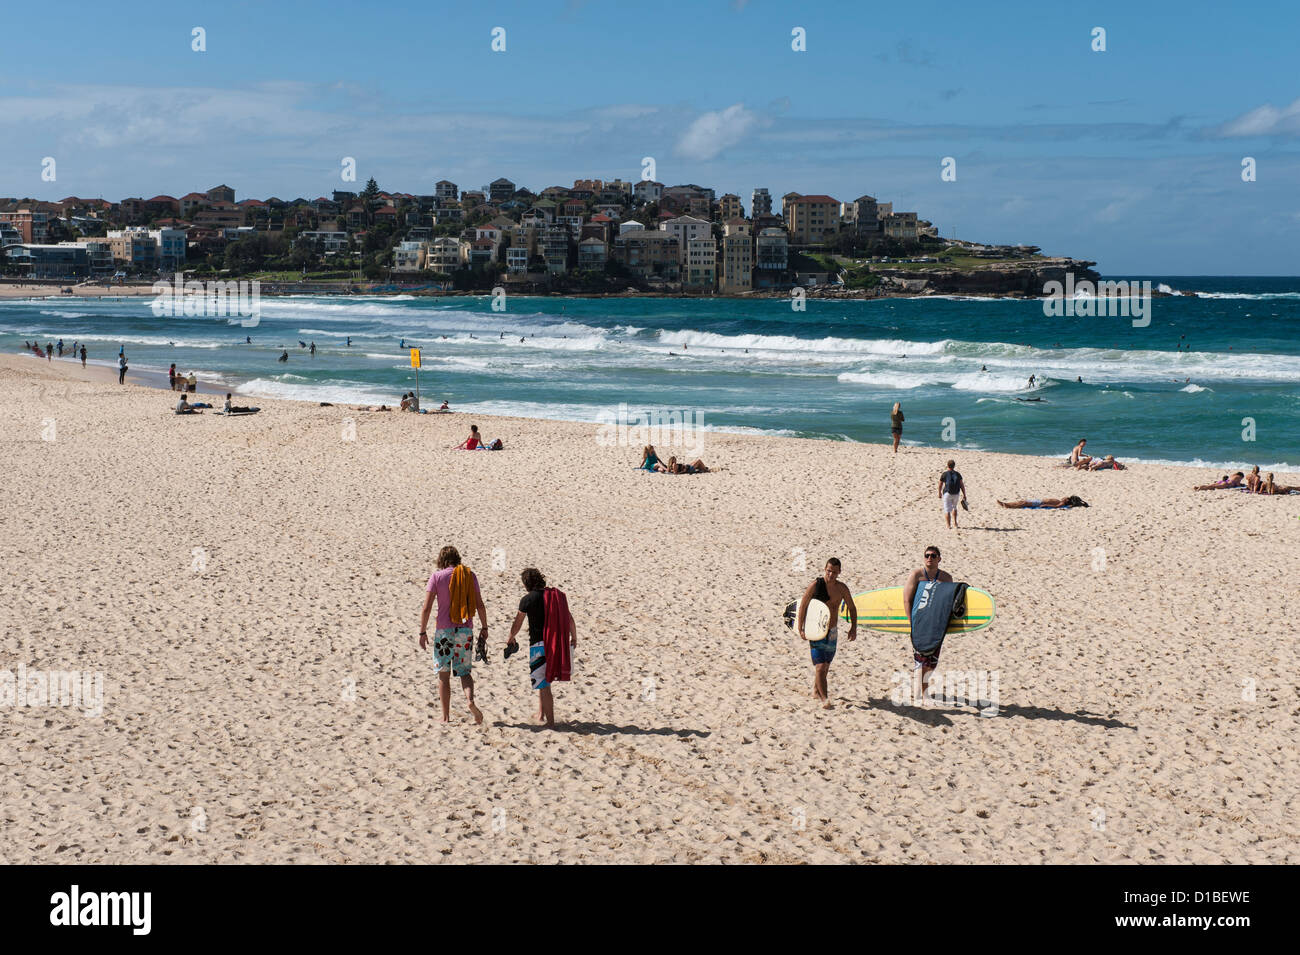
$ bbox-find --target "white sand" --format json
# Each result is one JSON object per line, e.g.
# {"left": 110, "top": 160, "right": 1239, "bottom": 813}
{"left": 2, "top": 352, "right": 1297, "bottom": 863}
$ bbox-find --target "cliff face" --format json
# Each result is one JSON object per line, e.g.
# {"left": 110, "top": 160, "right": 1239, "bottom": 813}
{"left": 872, "top": 258, "right": 1101, "bottom": 296}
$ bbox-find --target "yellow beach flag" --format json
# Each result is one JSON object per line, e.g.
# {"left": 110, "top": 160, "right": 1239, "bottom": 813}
{"left": 410, "top": 348, "right": 421, "bottom": 368}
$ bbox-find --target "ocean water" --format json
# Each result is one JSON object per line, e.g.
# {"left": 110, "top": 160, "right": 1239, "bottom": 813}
{"left": 4, "top": 276, "right": 1298, "bottom": 469}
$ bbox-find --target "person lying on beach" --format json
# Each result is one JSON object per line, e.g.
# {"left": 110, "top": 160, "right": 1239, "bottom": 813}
{"left": 1194, "top": 472, "right": 1245, "bottom": 490}
{"left": 222, "top": 393, "right": 255, "bottom": 414}
{"left": 664, "top": 456, "right": 710, "bottom": 474}
{"left": 1086, "top": 455, "right": 1126, "bottom": 471}
{"left": 997, "top": 495, "right": 1089, "bottom": 508}
{"left": 1259, "top": 473, "right": 1300, "bottom": 494}
{"left": 174, "top": 396, "right": 203, "bottom": 415}
{"left": 637, "top": 444, "right": 667, "bottom": 472}
{"left": 455, "top": 425, "right": 483, "bottom": 450}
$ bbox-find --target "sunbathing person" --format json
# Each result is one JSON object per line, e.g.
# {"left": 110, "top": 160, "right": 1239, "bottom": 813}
{"left": 174, "top": 395, "right": 203, "bottom": 415}
{"left": 665, "top": 456, "right": 710, "bottom": 474}
{"left": 1245, "top": 465, "right": 1261, "bottom": 493}
{"left": 997, "top": 495, "right": 1089, "bottom": 508}
{"left": 1194, "top": 472, "right": 1244, "bottom": 490}
{"left": 1087, "top": 454, "right": 1126, "bottom": 471}
{"left": 222, "top": 393, "right": 255, "bottom": 413}
{"left": 637, "top": 444, "right": 667, "bottom": 472}
{"left": 1260, "top": 473, "right": 1300, "bottom": 494}
{"left": 455, "top": 425, "right": 483, "bottom": 450}
{"left": 1065, "top": 438, "right": 1088, "bottom": 467}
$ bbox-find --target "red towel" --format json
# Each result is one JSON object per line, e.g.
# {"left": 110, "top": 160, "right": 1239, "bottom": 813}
{"left": 543, "top": 587, "right": 571, "bottom": 683}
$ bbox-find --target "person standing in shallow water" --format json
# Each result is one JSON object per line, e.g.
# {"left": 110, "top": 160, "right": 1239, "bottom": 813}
{"left": 890, "top": 402, "right": 904, "bottom": 453}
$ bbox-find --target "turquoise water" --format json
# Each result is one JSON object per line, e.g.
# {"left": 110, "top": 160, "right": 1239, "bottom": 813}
{"left": 4, "top": 276, "right": 1298, "bottom": 468}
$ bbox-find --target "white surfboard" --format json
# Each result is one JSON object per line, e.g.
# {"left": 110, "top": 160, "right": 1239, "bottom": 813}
{"left": 783, "top": 597, "right": 831, "bottom": 641}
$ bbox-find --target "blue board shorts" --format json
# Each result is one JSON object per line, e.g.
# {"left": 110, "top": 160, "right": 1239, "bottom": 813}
{"left": 529, "top": 642, "right": 549, "bottom": 690}
{"left": 432, "top": 626, "right": 473, "bottom": 677}
{"left": 809, "top": 630, "right": 837, "bottom": 665}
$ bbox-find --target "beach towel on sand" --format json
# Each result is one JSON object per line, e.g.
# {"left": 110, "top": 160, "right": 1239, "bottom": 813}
{"left": 543, "top": 587, "right": 572, "bottom": 683}
{"left": 448, "top": 565, "right": 476, "bottom": 625}
{"left": 909, "top": 580, "right": 968, "bottom": 657}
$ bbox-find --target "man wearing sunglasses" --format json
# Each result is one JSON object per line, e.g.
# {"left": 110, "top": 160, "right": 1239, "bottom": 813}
{"left": 903, "top": 546, "right": 954, "bottom": 702}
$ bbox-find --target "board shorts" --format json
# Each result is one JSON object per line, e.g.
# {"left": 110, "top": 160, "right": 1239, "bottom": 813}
{"left": 913, "top": 646, "right": 942, "bottom": 669}
{"left": 942, "top": 492, "right": 960, "bottom": 514}
{"left": 529, "top": 642, "right": 549, "bottom": 690}
{"left": 809, "top": 630, "right": 837, "bottom": 665}
{"left": 432, "top": 626, "right": 473, "bottom": 677}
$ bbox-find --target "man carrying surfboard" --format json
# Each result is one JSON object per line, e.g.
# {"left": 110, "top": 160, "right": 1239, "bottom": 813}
{"left": 796, "top": 558, "right": 857, "bottom": 709}
{"left": 903, "top": 546, "right": 954, "bottom": 703}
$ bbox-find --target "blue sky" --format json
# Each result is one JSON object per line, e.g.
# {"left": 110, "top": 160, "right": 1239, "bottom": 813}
{"left": 2, "top": 0, "right": 1298, "bottom": 273}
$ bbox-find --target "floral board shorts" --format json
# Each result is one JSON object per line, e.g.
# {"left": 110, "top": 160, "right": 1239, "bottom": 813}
{"left": 432, "top": 626, "right": 473, "bottom": 677}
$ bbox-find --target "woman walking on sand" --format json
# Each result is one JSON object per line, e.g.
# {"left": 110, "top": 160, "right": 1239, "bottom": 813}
{"left": 891, "top": 402, "right": 904, "bottom": 453}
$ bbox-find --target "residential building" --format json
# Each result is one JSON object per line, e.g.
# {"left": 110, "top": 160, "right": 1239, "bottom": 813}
{"left": 852, "top": 195, "right": 880, "bottom": 238}
{"left": 206, "top": 184, "right": 235, "bottom": 204}
{"left": 684, "top": 236, "right": 717, "bottom": 289}
{"left": 781, "top": 192, "right": 802, "bottom": 222}
{"left": 467, "top": 237, "right": 495, "bottom": 267}
{"left": 297, "top": 231, "right": 351, "bottom": 254}
{"left": 105, "top": 227, "right": 159, "bottom": 271}
{"left": 149, "top": 228, "right": 188, "bottom": 270}
{"left": 577, "top": 237, "right": 608, "bottom": 270}
{"left": 542, "top": 224, "right": 571, "bottom": 274}
{"left": 556, "top": 215, "right": 583, "bottom": 238}
{"left": 717, "top": 194, "right": 743, "bottom": 222}
{"left": 719, "top": 231, "right": 753, "bottom": 293}
{"left": 785, "top": 194, "right": 840, "bottom": 244}
{"left": 435, "top": 180, "right": 458, "bottom": 202}
{"left": 633, "top": 180, "right": 663, "bottom": 205}
{"left": 506, "top": 246, "right": 530, "bottom": 274}
{"left": 882, "top": 211, "right": 919, "bottom": 241}
{"left": 751, "top": 187, "right": 772, "bottom": 217}
{"left": 0, "top": 209, "right": 49, "bottom": 244}
{"left": 613, "top": 229, "right": 680, "bottom": 281}
{"left": 192, "top": 202, "right": 245, "bottom": 229}
{"left": 427, "top": 237, "right": 466, "bottom": 273}
{"left": 393, "top": 241, "right": 427, "bottom": 273}
{"left": 754, "top": 227, "right": 789, "bottom": 286}
{"left": 660, "top": 215, "right": 711, "bottom": 263}
{"left": 489, "top": 178, "right": 516, "bottom": 203}
{"left": 4, "top": 243, "right": 89, "bottom": 278}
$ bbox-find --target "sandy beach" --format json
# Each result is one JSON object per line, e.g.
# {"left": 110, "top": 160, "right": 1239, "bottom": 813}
{"left": 2, "top": 351, "right": 1297, "bottom": 864}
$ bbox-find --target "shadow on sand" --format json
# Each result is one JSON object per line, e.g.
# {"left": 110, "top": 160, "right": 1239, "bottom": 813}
{"left": 493, "top": 720, "right": 711, "bottom": 738}
{"left": 840, "top": 697, "right": 1135, "bottom": 730}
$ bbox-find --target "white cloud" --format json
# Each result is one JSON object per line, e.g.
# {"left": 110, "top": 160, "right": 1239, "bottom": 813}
{"left": 1212, "top": 98, "right": 1300, "bottom": 137}
{"left": 676, "top": 104, "right": 759, "bottom": 160}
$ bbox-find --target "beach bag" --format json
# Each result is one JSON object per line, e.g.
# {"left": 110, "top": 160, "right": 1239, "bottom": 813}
{"left": 489, "top": 438, "right": 503, "bottom": 450}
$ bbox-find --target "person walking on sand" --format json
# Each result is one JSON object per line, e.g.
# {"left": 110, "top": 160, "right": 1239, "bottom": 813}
{"left": 890, "top": 402, "right": 905, "bottom": 453}
{"left": 939, "top": 459, "right": 967, "bottom": 530}
{"left": 46, "top": 343, "right": 53, "bottom": 362}
{"left": 506, "top": 567, "right": 577, "bottom": 728}
{"left": 795, "top": 558, "right": 858, "bottom": 709}
{"left": 418, "top": 545, "right": 489, "bottom": 724}
{"left": 117, "top": 353, "right": 127, "bottom": 384}
{"left": 903, "top": 546, "right": 954, "bottom": 703}
{"left": 79, "top": 345, "right": 86, "bottom": 368}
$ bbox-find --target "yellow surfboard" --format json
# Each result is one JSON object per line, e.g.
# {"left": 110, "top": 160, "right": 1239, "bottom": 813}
{"left": 840, "top": 586, "right": 995, "bottom": 635}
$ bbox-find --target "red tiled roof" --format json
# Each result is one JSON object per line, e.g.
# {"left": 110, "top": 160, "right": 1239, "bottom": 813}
{"left": 182, "top": 192, "right": 207, "bottom": 200}
{"left": 148, "top": 195, "right": 178, "bottom": 203}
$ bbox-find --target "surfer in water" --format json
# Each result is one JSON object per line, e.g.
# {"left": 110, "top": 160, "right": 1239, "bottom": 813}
{"left": 903, "top": 546, "right": 954, "bottom": 703}
{"left": 796, "top": 558, "right": 857, "bottom": 709}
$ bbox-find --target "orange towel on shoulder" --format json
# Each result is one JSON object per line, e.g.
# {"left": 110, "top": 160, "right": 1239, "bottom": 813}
{"left": 448, "top": 565, "right": 475, "bottom": 625}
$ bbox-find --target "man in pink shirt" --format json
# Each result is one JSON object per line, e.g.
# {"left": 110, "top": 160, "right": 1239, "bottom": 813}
{"left": 419, "top": 545, "right": 489, "bottom": 724}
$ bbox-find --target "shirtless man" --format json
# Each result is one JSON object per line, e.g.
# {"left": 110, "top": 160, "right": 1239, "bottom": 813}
{"left": 903, "top": 546, "right": 954, "bottom": 704}
{"left": 1066, "top": 438, "right": 1088, "bottom": 467}
{"left": 795, "top": 558, "right": 857, "bottom": 709}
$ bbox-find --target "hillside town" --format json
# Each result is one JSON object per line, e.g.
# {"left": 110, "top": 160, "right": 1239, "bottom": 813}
{"left": 0, "top": 177, "right": 1049, "bottom": 294}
